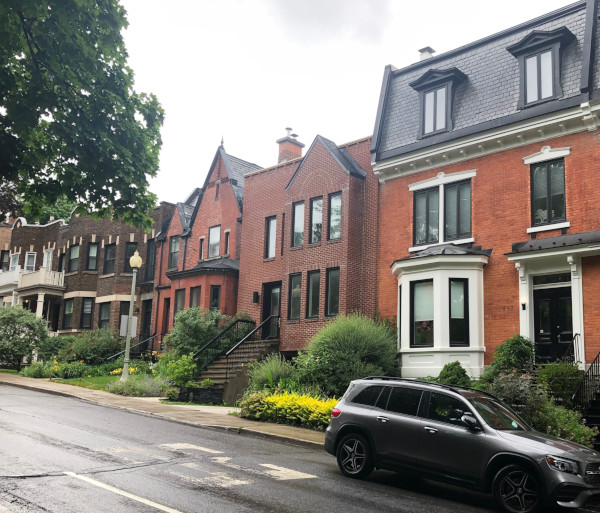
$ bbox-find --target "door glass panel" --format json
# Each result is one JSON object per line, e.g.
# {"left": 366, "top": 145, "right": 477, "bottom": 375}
{"left": 270, "top": 286, "right": 281, "bottom": 338}
{"left": 558, "top": 297, "right": 572, "bottom": 332}
{"left": 537, "top": 299, "right": 550, "bottom": 335}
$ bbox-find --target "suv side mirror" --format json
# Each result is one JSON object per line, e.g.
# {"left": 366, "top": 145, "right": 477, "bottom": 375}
{"left": 461, "top": 414, "right": 480, "bottom": 431}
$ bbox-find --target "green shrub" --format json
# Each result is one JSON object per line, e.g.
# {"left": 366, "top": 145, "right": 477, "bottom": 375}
{"left": 37, "top": 336, "right": 74, "bottom": 362}
{"left": 482, "top": 371, "right": 596, "bottom": 447}
{"left": 247, "top": 353, "right": 296, "bottom": 392}
{"left": 483, "top": 334, "right": 534, "bottom": 380}
{"left": 152, "top": 351, "right": 177, "bottom": 377}
{"left": 238, "top": 390, "right": 338, "bottom": 430}
{"left": 0, "top": 306, "right": 49, "bottom": 370}
{"left": 163, "top": 307, "right": 226, "bottom": 356}
{"left": 56, "top": 330, "right": 123, "bottom": 365}
{"left": 436, "top": 361, "right": 471, "bottom": 387}
{"left": 105, "top": 375, "right": 172, "bottom": 397}
{"left": 165, "top": 387, "right": 179, "bottom": 401}
{"left": 166, "top": 354, "right": 197, "bottom": 387}
{"left": 21, "top": 361, "right": 54, "bottom": 378}
{"left": 56, "top": 361, "right": 90, "bottom": 379}
{"left": 294, "top": 314, "right": 398, "bottom": 397}
{"left": 537, "top": 361, "right": 582, "bottom": 407}
{"left": 200, "top": 378, "right": 215, "bottom": 388}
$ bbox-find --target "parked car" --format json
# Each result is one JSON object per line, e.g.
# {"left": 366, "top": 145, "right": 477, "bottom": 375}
{"left": 324, "top": 377, "right": 600, "bottom": 513}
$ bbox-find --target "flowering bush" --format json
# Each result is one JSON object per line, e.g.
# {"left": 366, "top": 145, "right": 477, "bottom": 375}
{"left": 238, "top": 390, "right": 338, "bottom": 430}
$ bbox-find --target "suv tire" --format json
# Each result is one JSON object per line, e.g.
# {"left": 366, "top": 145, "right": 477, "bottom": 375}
{"left": 336, "top": 433, "right": 374, "bottom": 479}
{"left": 493, "top": 464, "right": 541, "bottom": 513}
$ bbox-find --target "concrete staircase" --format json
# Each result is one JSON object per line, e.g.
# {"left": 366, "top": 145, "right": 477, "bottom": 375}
{"left": 198, "top": 338, "right": 279, "bottom": 404}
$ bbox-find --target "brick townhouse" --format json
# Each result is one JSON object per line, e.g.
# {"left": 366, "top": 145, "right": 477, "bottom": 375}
{"left": 151, "top": 144, "right": 262, "bottom": 344}
{"left": 371, "top": 0, "right": 600, "bottom": 377}
{"left": 237, "top": 133, "right": 379, "bottom": 354}
{"left": 0, "top": 204, "right": 173, "bottom": 343}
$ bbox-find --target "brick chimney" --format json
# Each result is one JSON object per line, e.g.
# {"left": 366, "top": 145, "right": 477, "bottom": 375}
{"left": 276, "top": 127, "right": 304, "bottom": 163}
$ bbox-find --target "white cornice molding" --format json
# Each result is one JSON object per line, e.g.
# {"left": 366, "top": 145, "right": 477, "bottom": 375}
{"left": 409, "top": 169, "right": 477, "bottom": 191}
{"left": 374, "top": 101, "right": 600, "bottom": 183}
{"left": 391, "top": 253, "right": 489, "bottom": 276}
{"left": 523, "top": 145, "right": 570, "bottom": 164}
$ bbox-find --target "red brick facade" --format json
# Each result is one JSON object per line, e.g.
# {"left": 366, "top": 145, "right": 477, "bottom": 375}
{"left": 238, "top": 136, "right": 379, "bottom": 352}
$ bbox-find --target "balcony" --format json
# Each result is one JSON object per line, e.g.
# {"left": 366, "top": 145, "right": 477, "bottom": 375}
{"left": 0, "top": 266, "right": 21, "bottom": 294}
{"left": 17, "top": 268, "right": 65, "bottom": 290}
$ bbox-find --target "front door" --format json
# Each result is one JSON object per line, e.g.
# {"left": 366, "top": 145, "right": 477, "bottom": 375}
{"left": 533, "top": 287, "right": 572, "bottom": 363}
{"left": 262, "top": 282, "right": 281, "bottom": 339}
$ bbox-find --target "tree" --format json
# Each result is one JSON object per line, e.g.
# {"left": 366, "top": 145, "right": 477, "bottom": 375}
{"left": 0, "top": 307, "right": 48, "bottom": 370}
{"left": 22, "top": 194, "right": 77, "bottom": 224}
{"left": 0, "top": 1, "right": 164, "bottom": 229}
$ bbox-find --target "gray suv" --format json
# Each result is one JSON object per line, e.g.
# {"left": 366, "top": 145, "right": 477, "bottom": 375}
{"left": 324, "top": 377, "right": 600, "bottom": 513}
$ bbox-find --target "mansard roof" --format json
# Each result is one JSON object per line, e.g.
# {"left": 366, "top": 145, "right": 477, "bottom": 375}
{"left": 286, "top": 135, "right": 367, "bottom": 190}
{"left": 371, "top": 1, "right": 590, "bottom": 163}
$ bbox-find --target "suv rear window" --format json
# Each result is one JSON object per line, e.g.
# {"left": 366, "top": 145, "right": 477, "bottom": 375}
{"left": 351, "top": 385, "right": 384, "bottom": 406}
{"left": 387, "top": 387, "right": 422, "bottom": 416}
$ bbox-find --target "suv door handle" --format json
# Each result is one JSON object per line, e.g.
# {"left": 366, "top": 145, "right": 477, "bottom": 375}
{"left": 424, "top": 426, "right": 438, "bottom": 434}
{"left": 376, "top": 416, "right": 389, "bottom": 423}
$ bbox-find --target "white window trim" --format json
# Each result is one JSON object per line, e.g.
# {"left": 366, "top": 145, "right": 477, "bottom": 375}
{"left": 523, "top": 145, "right": 570, "bottom": 165}
{"left": 25, "top": 252, "right": 36, "bottom": 272}
{"left": 9, "top": 253, "right": 19, "bottom": 271}
{"left": 409, "top": 169, "right": 477, "bottom": 191}
{"left": 526, "top": 221, "right": 570, "bottom": 234}
{"left": 409, "top": 169, "right": 476, "bottom": 251}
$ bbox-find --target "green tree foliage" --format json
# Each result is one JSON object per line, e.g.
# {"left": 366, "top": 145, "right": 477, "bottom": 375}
{"left": 0, "top": 306, "right": 48, "bottom": 370}
{"left": 164, "top": 307, "right": 226, "bottom": 357}
{"left": 295, "top": 314, "right": 398, "bottom": 397}
{"left": 0, "top": 1, "right": 164, "bottom": 228}
{"left": 21, "top": 194, "right": 77, "bottom": 224}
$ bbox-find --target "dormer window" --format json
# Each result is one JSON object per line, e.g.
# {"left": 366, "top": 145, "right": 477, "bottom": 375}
{"left": 410, "top": 68, "right": 466, "bottom": 139}
{"left": 507, "top": 27, "right": 575, "bottom": 109}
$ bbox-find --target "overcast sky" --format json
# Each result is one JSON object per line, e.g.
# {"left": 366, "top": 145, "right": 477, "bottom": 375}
{"left": 120, "top": 0, "right": 575, "bottom": 204}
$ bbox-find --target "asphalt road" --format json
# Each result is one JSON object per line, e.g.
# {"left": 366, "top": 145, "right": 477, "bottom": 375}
{"left": 0, "top": 385, "right": 596, "bottom": 513}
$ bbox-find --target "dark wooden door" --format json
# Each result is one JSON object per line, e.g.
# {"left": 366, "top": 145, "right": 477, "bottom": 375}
{"left": 261, "top": 282, "right": 281, "bottom": 339}
{"left": 533, "top": 287, "right": 572, "bottom": 363}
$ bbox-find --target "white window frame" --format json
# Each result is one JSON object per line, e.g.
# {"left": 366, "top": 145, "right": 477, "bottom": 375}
{"left": 409, "top": 169, "right": 476, "bottom": 252}
{"left": 25, "top": 252, "right": 36, "bottom": 272}
{"left": 43, "top": 249, "right": 53, "bottom": 270}
{"left": 208, "top": 225, "right": 221, "bottom": 258}
{"left": 9, "top": 253, "right": 19, "bottom": 271}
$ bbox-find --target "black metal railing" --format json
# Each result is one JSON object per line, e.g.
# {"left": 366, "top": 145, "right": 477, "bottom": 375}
{"left": 573, "top": 341, "right": 600, "bottom": 409}
{"left": 192, "top": 318, "right": 256, "bottom": 373}
{"left": 225, "top": 315, "right": 279, "bottom": 378}
{"left": 105, "top": 333, "right": 159, "bottom": 361}
{"left": 561, "top": 333, "right": 581, "bottom": 365}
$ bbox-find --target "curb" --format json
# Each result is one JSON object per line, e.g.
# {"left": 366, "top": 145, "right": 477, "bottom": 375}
{"left": 0, "top": 380, "right": 323, "bottom": 450}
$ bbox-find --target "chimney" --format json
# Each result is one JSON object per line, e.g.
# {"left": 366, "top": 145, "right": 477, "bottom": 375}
{"left": 418, "top": 46, "right": 435, "bottom": 61}
{"left": 276, "top": 127, "right": 305, "bottom": 164}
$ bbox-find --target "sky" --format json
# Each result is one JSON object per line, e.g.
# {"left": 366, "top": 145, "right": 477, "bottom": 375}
{"left": 120, "top": 0, "right": 575, "bottom": 204}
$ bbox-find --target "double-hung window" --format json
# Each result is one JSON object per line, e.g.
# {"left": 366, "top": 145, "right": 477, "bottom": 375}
{"left": 411, "top": 171, "right": 474, "bottom": 249}
{"left": 25, "top": 252, "right": 36, "bottom": 272}
{"left": 123, "top": 242, "right": 138, "bottom": 273}
{"left": 99, "top": 303, "right": 111, "bottom": 330}
{"left": 531, "top": 159, "right": 565, "bottom": 226}
{"left": 306, "top": 270, "right": 320, "bottom": 318}
{"left": 210, "top": 285, "right": 221, "bottom": 311}
{"left": 208, "top": 226, "right": 220, "bottom": 258}
{"left": 168, "top": 236, "right": 179, "bottom": 268}
{"left": 63, "top": 299, "right": 74, "bottom": 329}
{"left": 174, "top": 289, "right": 185, "bottom": 320}
{"left": 309, "top": 197, "right": 322, "bottom": 244}
{"left": 265, "top": 216, "right": 276, "bottom": 259}
{"left": 288, "top": 273, "right": 302, "bottom": 320}
{"left": 328, "top": 192, "right": 341, "bottom": 240}
{"left": 43, "top": 249, "right": 53, "bottom": 270}
{"left": 9, "top": 253, "right": 19, "bottom": 271}
{"left": 0, "top": 250, "right": 9, "bottom": 272}
{"left": 190, "top": 286, "right": 201, "bottom": 308}
{"left": 292, "top": 202, "right": 304, "bottom": 247}
{"left": 87, "top": 243, "right": 98, "bottom": 271}
{"left": 145, "top": 240, "right": 156, "bottom": 281}
{"left": 81, "top": 298, "right": 94, "bottom": 329}
{"left": 325, "top": 267, "right": 340, "bottom": 317}
{"left": 68, "top": 245, "right": 79, "bottom": 272}
{"left": 507, "top": 27, "right": 575, "bottom": 109}
{"left": 449, "top": 278, "right": 469, "bottom": 347}
{"left": 411, "top": 280, "right": 434, "bottom": 347}
{"left": 423, "top": 86, "right": 447, "bottom": 135}
{"left": 104, "top": 244, "right": 116, "bottom": 274}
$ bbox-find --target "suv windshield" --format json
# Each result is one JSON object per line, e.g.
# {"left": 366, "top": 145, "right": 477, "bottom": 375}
{"left": 464, "top": 393, "right": 530, "bottom": 431}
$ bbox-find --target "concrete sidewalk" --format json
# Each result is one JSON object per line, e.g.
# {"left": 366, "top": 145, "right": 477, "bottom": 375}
{"left": 0, "top": 373, "right": 326, "bottom": 448}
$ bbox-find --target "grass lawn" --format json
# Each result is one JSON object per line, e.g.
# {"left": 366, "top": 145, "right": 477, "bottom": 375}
{"left": 0, "top": 369, "right": 19, "bottom": 374}
{"left": 53, "top": 375, "right": 119, "bottom": 390}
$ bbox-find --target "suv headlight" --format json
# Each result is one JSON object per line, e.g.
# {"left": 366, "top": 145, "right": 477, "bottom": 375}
{"left": 546, "top": 455, "right": 578, "bottom": 474}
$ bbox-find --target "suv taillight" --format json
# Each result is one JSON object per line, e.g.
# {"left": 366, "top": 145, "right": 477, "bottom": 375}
{"left": 331, "top": 408, "right": 341, "bottom": 418}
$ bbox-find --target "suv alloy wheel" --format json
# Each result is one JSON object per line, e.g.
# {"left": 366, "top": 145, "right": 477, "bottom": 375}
{"left": 336, "top": 433, "right": 374, "bottom": 478}
{"left": 493, "top": 464, "right": 541, "bottom": 513}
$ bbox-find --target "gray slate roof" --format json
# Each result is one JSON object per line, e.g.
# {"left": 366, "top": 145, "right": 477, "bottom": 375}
{"left": 510, "top": 230, "right": 600, "bottom": 254}
{"left": 392, "top": 244, "right": 492, "bottom": 266}
{"left": 372, "top": 1, "right": 590, "bottom": 161}
{"left": 166, "top": 257, "right": 240, "bottom": 278}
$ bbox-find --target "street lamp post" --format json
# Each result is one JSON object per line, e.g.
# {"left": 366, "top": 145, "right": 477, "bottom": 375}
{"left": 121, "top": 250, "right": 142, "bottom": 382}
